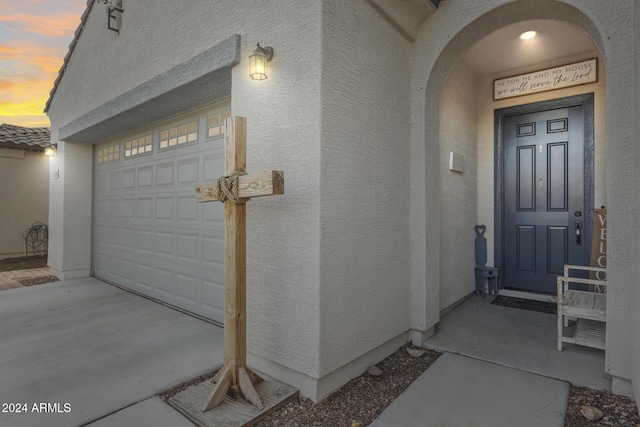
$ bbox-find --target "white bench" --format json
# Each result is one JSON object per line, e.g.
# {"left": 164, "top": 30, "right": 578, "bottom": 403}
{"left": 557, "top": 264, "right": 607, "bottom": 351}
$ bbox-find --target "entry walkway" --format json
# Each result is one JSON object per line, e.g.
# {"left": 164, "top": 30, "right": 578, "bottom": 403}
{"left": 372, "top": 352, "right": 570, "bottom": 427}
{"left": 371, "top": 295, "right": 608, "bottom": 426}
{"left": 422, "top": 295, "right": 609, "bottom": 391}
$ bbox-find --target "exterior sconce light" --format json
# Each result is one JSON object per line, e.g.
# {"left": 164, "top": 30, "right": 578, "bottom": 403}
{"left": 101, "top": 0, "right": 124, "bottom": 33}
{"left": 44, "top": 143, "right": 57, "bottom": 158}
{"left": 249, "top": 43, "right": 274, "bottom": 81}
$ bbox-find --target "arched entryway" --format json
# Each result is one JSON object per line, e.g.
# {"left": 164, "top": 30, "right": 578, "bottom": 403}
{"left": 409, "top": 0, "right": 607, "bottom": 346}
{"left": 440, "top": 19, "right": 604, "bottom": 305}
{"left": 411, "top": 0, "right": 638, "bottom": 399}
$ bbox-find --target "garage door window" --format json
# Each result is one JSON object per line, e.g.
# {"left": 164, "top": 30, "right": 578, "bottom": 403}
{"left": 97, "top": 144, "right": 120, "bottom": 164}
{"left": 206, "top": 111, "right": 231, "bottom": 138}
{"left": 124, "top": 134, "right": 153, "bottom": 158}
{"left": 159, "top": 120, "right": 198, "bottom": 150}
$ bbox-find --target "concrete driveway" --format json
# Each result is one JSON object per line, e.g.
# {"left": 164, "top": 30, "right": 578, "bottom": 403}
{"left": 0, "top": 277, "right": 224, "bottom": 427}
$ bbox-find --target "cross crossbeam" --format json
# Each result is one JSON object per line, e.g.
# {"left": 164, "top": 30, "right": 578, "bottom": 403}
{"left": 195, "top": 170, "right": 284, "bottom": 202}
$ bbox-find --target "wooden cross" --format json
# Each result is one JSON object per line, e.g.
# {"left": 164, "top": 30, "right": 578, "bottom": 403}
{"left": 195, "top": 116, "right": 284, "bottom": 411}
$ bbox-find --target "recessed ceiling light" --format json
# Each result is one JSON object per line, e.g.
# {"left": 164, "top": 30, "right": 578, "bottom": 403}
{"left": 520, "top": 31, "right": 537, "bottom": 40}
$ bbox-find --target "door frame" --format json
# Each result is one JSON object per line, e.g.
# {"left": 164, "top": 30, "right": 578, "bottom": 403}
{"left": 494, "top": 93, "right": 595, "bottom": 290}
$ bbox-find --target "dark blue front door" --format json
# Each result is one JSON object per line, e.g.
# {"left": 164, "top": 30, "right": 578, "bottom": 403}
{"left": 503, "top": 106, "right": 587, "bottom": 293}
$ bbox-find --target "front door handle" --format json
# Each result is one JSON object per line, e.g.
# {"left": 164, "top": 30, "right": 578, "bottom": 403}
{"left": 575, "top": 221, "right": 582, "bottom": 246}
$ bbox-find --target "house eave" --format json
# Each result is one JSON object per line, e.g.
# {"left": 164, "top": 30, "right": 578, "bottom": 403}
{"left": 57, "top": 34, "right": 240, "bottom": 143}
{"left": 0, "top": 143, "right": 45, "bottom": 153}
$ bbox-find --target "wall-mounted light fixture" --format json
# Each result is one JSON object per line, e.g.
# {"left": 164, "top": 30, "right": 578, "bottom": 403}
{"left": 44, "top": 143, "right": 57, "bottom": 158}
{"left": 102, "top": 0, "right": 124, "bottom": 33}
{"left": 249, "top": 43, "right": 274, "bottom": 80}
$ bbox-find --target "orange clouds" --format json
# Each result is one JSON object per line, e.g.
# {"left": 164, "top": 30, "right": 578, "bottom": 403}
{"left": 0, "top": 44, "right": 64, "bottom": 75}
{"left": 0, "top": 43, "right": 65, "bottom": 124}
{"left": 0, "top": 1, "right": 84, "bottom": 127}
{"left": 0, "top": 12, "right": 81, "bottom": 38}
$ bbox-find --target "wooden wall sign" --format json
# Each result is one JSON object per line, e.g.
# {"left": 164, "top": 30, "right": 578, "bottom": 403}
{"left": 494, "top": 58, "right": 597, "bottom": 100}
{"left": 590, "top": 208, "right": 606, "bottom": 282}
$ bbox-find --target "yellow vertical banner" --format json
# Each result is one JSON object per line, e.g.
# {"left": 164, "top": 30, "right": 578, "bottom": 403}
{"left": 590, "top": 208, "right": 607, "bottom": 282}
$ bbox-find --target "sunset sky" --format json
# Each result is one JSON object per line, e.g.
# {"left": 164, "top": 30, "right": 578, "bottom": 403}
{"left": 0, "top": 0, "right": 86, "bottom": 128}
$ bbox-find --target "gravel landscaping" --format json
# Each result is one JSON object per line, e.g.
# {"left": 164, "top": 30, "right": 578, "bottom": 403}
{"left": 0, "top": 255, "right": 48, "bottom": 271}
{"left": 252, "top": 345, "right": 440, "bottom": 427}
{"left": 565, "top": 386, "right": 639, "bottom": 427}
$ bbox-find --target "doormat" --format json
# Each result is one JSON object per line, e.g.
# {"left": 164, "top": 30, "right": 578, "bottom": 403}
{"left": 490, "top": 295, "right": 556, "bottom": 315}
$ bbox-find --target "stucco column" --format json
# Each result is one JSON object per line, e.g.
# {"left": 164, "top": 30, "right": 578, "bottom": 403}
{"left": 48, "top": 139, "right": 93, "bottom": 280}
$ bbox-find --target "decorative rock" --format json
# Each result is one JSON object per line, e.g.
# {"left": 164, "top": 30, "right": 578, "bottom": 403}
{"left": 580, "top": 406, "right": 604, "bottom": 421}
{"left": 406, "top": 347, "right": 426, "bottom": 358}
{"left": 367, "top": 365, "right": 383, "bottom": 377}
{"left": 351, "top": 422, "right": 362, "bottom": 427}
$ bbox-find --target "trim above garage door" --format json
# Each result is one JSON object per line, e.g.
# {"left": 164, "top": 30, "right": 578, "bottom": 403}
{"left": 60, "top": 34, "right": 240, "bottom": 143}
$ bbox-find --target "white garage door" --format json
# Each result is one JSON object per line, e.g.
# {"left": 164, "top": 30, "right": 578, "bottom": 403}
{"left": 93, "top": 103, "right": 230, "bottom": 324}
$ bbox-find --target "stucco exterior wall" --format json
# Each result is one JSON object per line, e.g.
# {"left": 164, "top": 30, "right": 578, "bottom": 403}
{"left": 231, "top": 3, "right": 323, "bottom": 396}
{"left": 45, "top": 127, "right": 94, "bottom": 279}
{"left": 318, "top": 0, "right": 412, "bottom": 390}
{"left": 439, "top": 62, "right": 478, "bottom": 311}
{"left": 47, "top": 0, "right": 323, "bottom": 397}
{"left": 585, "top": 0, "right": 637, "bottom": 397}
{"left": 46, "top": 127, "right": 63, "bottom": 273}
{"left": 410, "top": 0, "right": 638, "bottom": 399}
{"left": 0, "top": 150, "right": 49, "bottom": 258}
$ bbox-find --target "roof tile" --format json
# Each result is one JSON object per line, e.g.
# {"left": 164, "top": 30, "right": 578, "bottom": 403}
{"left": 0, "top": 124, "right": 51, "bottom": 150}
